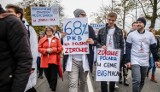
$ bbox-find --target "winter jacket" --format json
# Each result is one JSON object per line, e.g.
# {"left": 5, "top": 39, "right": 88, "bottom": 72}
{"left": 97, "top": 23, "right": 124, "bottom": 59}
{"left": 38, "top": 36, "right": 63, "bottom": 77}
{"left": 0, "top": 13, "right": 32, "bottom": 92}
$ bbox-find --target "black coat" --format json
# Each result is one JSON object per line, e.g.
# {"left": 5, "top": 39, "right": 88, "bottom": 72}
{"left": 63, "top": 25, "right": 97, "bottom": 73}
{"left": 0, "top": 13, "right": 32, "bottom": 92}
{"left": 97, "top": 23, "right": 124, "bottom": 60}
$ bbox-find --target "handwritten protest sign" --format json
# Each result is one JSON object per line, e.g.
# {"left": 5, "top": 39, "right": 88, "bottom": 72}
{"left": 90, "top": 23, "right": 105, "bottom": 36}
{"left": 96, "top": 48, "right": 121, "bottom": 81}
{"left": 31, "top": 6, "right": 59, "bottom": 26}
{"left": 63, "top": 18, "right": 89, "bottom": 55}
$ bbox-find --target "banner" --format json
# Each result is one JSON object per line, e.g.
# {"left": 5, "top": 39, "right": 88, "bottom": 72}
{"left": 96, "top": 48, "right": 121, "bottom": 81}
{"left": 90, "top": 23, "right": 105, "bottom": 36}
{"left": 63, "top": 18, "right": 89, "bottom": 55}
{"left": 31, "top": 6, "right": 59, "bottom": 26}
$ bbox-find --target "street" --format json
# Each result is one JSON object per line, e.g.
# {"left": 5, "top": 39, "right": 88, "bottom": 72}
{"left": 35, "top": 66, "right": 160, "bottom": 92}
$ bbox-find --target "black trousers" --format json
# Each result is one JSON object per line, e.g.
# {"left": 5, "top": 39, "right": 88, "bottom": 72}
{"left": 26, "top": 87, "right": 37, "bottom": 92}
{"left": 101, "top": 81, "right": 115, "bottom": 92}
{"left": 44, "top": 64, "right": 58, "bottom": 91}
{"left": 120, "top": 54, "right": 128, "bottom": 77}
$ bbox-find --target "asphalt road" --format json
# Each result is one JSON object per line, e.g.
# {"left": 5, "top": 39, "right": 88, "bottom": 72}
{"left": 35, "top": 66, "right": 160, "bottom": 92}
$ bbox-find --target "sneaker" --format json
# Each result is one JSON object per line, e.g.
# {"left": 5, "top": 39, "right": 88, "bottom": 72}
{"left": 115, "top": 83, "right": 119, "bottom": 89}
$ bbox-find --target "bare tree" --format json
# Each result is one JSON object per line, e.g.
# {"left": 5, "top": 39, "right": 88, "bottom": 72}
{"left": 91, "top": 0, "right": 135, "bottom": 29}
{"left": 138, "top": 0, "right": 160, "bottom": 28}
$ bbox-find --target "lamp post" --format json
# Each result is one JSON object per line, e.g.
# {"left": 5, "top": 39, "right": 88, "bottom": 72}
{"left": 135, "top": 0, "right": 137, "bottom": 20}
{"left": 122, "top": 0, "right": 129, "bottom": 29}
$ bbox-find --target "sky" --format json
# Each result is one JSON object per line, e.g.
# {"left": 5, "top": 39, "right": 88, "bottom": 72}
{"left": 0, "top": 0, "right": 109, "bottom": 23}
{"left": 1, "top": 0, "right": 160, "bottom": 30}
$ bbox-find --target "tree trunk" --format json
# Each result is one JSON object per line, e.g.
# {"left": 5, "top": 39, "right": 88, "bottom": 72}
{"left": 150, "top": 0, "right": 157, "bottom": 28}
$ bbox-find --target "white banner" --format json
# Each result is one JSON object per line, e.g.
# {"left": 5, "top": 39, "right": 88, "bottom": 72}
{"left": 31, "top": 6, "right": 59, "bottom": 26}
{"left": 96, "top": 48, "right": 121, "bottom": 81}
{"left": 90, "top": 23, "right": 105, "bottom": 36}
{"left": 63, "top": 18, "right": 89, "bottom": 55}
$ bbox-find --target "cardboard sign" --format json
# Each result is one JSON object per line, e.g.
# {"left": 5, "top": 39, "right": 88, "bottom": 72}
{"left": 31, "top": 6, "right": 59, "bottom": 26}
{"left": 90, "top": 23, "right": 105, "bottom": 35}
{"left": 96, "top": 48, "right": 121, "bottom": 81}
{"left": 63, "top": 18, "right": 89, "bottom": 55}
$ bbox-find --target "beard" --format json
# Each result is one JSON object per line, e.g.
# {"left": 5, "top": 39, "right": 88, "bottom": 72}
{"left": 137, "top": 26, "right": 144, "bottom": 31}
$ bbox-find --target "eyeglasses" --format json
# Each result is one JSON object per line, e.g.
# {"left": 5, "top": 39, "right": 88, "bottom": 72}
{"left": 80, "top": 13, "right": 86, "bottom": 17}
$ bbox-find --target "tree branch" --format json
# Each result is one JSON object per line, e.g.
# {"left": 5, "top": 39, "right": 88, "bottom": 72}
{"left": 149, "top": 0, "right": 154, "bottom": 7}
{"left": 138, "top": 0, "right": 148, "bottom": 18}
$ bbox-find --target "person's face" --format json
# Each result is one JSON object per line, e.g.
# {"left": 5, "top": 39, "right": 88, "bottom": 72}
{"left": 132, "top": 23, "right": 138, "bottom": 30}
{"left": 39, "top": 34, "right": 44, "bottom": 38}
{"left": 107, "top": 17, "right": 116, "bottom": 27}
{"left": 6, "top": 8, "right": 21, "bottom": 18}
{"left": 78, "top": 13, "right": 86, "bottom": 18}
{"left": 137, "top": 21, "right": 145, "bottom": 31}
{"left": 46, "top": 28, "right": 53, "bottom": 37}
{"left": 150, "top": 29, "right": 156, "bottom": 36}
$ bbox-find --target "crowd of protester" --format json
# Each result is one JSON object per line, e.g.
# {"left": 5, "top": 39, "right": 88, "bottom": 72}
{"left": 0, "top": 3, "right": 160, "bottom": 92}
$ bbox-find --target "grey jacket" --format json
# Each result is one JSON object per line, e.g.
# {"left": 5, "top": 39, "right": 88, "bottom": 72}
{"left": 97, "top": 23, "right": 124, "bottom": 59}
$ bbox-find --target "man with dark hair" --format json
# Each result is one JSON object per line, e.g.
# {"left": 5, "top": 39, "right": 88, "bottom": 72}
{"left": 6, "top": 4, "right": 38, "bottom": 92}
{"left": 0, "top": 4, "right": 32, "bottom": 92}
{"left": 6, "top": 4, "right": 23, "bottom": 20}
{"left": 97, "top": 12, "right": 124, "bottom": 92}
{"left": 126, "top": 17, "right": 160, "bottom": 92}
{"left": 128, "top": 22, "right": 137, "bottom": 34}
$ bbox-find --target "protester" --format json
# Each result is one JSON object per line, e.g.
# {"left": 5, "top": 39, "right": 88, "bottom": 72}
{"left": 0, "top": 4, "right": 32, "bottom": 92}
{"left": 146, "top": 28, "right": 159, "bottom": 83}
{"left": 38, "top": 26, "right": 63, "bottom": 92}
{"left": 63, "top": 8, "right": 97, "bottom": 92}
{"left": 6, "top": 4, "right": 39, "bottom": 92}
{"left": 97, "top": 12, "right": 124, "bottom": 92}
{"left": 128, "top": 22, "right": 137, "bottom": 35}
{"left": 119, "top": 29, "right": 129, "bottom": 86}
{"left": 51, "top": 25, "right": 62, "bottom": 39}
{"left": 37, "top": 31, "right": 45, "bottom": 79}
{"left": 126, "top": 17, "right": 160, "bottom": 92}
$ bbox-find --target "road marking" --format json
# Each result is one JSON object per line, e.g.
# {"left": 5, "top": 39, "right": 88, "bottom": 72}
{"left": 87, "top": 73, "right": 94, "bottom": 92}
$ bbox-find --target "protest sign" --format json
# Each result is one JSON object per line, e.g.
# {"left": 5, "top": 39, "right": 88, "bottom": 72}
{"left": 96, "top": 48, "right": 121, "bottom": 81}
{"left": 31, "top": 6, "right": 59, "bottom": 26}
{"left": 63, "top": 18, "right": 89, "bottom": 55}
{"left": 90, "top": 23, "right": 105, "bottom": 36}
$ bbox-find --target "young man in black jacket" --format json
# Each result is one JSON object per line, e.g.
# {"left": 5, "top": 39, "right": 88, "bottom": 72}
{"left": 0, "top": 4, "right": 32, "bottom": 92}
{"left": 97, "top": 12, "right": 124, "bottom": 92}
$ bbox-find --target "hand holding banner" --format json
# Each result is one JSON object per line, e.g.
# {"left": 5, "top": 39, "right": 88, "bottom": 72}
{"left": 63, "top": 18, "right": 89, "bottom": 55}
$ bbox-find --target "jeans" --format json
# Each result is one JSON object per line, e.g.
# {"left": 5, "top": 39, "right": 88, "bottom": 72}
{"left": 37, "top": 57, "right": 43, "bottom": 76}
{"left": 148, "top": 57, "right": 156, "bottom": 75}
{"left": 132, "top": 65, "right": 148, "bottom": 92}
{"left": 68, "top": 59, "right": 88, "bottom": 92}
